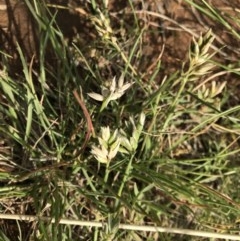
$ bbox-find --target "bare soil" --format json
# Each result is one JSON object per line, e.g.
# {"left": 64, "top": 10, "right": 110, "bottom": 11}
{"left": 1, "top": 0, "right": 239, "bottom": 74}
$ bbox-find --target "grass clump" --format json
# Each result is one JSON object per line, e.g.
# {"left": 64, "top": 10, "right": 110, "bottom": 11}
{"left": 0, "top": 0, "right": 240, "bottom": 240}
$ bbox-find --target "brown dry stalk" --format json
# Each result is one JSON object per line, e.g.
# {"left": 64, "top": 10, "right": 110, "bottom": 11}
{"left": 73, "top": 89, "right": 95, "bottom": 154}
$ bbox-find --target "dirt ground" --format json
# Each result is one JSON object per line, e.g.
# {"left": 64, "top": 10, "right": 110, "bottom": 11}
{"left": 0, "top": 0, "right": 239, "bottom": 74}
{"left": 0, "top": 0, "right": 238, "bottom": 107}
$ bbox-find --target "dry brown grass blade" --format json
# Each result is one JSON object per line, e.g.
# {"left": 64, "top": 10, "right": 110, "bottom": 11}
{"left": 73, "top": 89, "right": 95, "bottom": 154}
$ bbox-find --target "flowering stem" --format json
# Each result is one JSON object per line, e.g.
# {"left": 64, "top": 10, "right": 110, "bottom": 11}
{"left": 117, "top": 155, "right": 134, "bottom": 198}
{"left": 104, "top": 163, "right": 110, "bottom": 183}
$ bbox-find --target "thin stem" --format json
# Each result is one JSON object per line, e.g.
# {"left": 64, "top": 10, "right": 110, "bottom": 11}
{"left": 117, "top": 155, "right": 134, "bottom": 198}
{"left": 104, "top": 164, "right": 110, "bottom": 183}
{"left": 0, "top": 214, "right": 239, "bottom": 240}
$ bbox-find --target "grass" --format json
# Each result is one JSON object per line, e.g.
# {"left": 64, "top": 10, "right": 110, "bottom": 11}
{"left": 0, "top": 0, "right": 240, "bottom": 240}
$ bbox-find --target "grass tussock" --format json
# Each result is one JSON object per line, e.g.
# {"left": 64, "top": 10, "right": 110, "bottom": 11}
{"left": 0, "top": 0, "right": 240, "bottom": 240}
